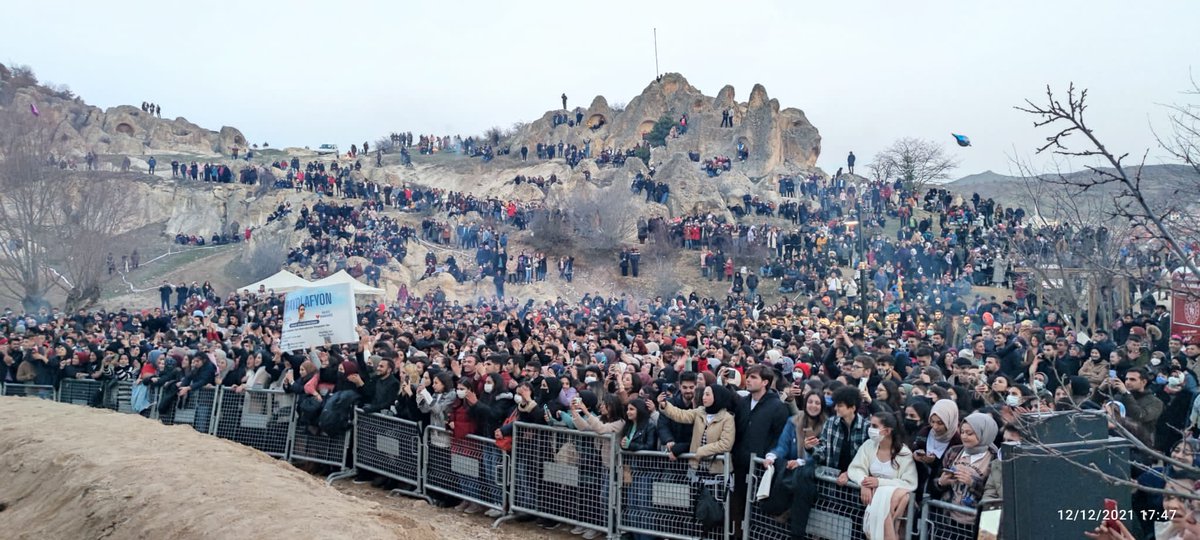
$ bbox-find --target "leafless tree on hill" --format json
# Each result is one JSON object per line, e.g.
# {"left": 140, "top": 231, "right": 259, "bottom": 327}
{"left": 868, "top": 137, "right": 959, "bottom": 192}
{"left": 0, "top": 107, "right": 59, "bottom": 310}
{"left": 55, "top": 174, "right": 137, "bottom": 311}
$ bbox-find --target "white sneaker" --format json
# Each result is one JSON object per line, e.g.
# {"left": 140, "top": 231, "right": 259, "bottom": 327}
{"left": 581, "top": 530, "right": 598, "bottom": 539}
{"left": 569, "top": 525, "right": 586, "bottom": 535}
{"left": 453, "top": 501, "right": 469, "bottom": 511}
{"left": 463, "top": 502, "right": 483, "bottom": 514}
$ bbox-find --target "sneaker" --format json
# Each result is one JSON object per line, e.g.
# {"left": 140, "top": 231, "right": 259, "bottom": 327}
{"left": 463, "top": 502, "right": 483, "bottom": 514}
{"left": 570, "top": 525, "right": 586, "bottom": 535}
{"left": 581, "top": 530, "right": 598, "bottom": 539}
{"left": 484, "top": 509, "right": 503, "bottom": 518}
{"left": 352, "top": 474, "right": 372, "bottom": 485}
{"left": 454, "top": 501, "right": 470, "bottom": 512}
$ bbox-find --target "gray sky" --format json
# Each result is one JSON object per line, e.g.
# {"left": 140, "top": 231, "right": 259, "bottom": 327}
{"left": 4, "top": 0, "right": 1196, "bottom": 176}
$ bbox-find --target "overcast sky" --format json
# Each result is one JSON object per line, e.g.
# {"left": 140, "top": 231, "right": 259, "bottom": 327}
{"left": 3, "top": 0, "right": 1196, "bottom": 176}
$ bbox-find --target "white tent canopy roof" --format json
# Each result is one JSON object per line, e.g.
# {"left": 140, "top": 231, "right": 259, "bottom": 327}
{"left": 237, "top": 270, "right": 312, "bottom": 294}
{"left": 309, "top": 270, "right": 385, "bottom": 296}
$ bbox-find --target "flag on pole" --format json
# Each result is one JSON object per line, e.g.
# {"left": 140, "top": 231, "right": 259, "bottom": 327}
{"left": 29, "top": 103, "right": 39, "bottom": 116}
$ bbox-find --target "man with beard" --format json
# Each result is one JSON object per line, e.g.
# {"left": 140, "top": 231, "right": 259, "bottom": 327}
{"left": 657, "top": 371, "right": 699, "bottom": 456}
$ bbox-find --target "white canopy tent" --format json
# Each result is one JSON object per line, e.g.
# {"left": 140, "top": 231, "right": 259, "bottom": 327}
{"left": 309, "top": 270, "right": 385, "bottom": 296}
{"left": 237, "top": 270, "right": 312, "bottom": 294}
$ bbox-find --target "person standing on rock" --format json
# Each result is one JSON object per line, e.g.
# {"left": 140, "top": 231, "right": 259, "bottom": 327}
{"left": 561, "top": 93, "right": 567, "bottom": 110}
{"left": 171, "top": 160, "right": 179, "bottom": 178}
{"left": 630, "top": 248, "right": 641, "bottom": 278}
{"left": 619, "top": 248, "right": 630, "bottom": 277}
{"left": 155, "top": 104, "right": 161, "bottom": 117}
{"left": 131, "top": 249, "right": 139, "bottom": 269}
{"left": 721, "top": 108, "right": 730, "bottom": 128}
{"left": 520, "top": 145, "right": 528, "bottom": 161}
{"left": 148, "top": 156, "right": 156, "bottom": 174}
{"left": 847, "top": 151, "right": 856, "bottom": 175}
{"left": 159, "top": 281, "right": 173, "bottom": 311}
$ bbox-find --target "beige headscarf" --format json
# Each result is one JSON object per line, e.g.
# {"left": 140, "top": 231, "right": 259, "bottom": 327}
{"left": 930, "top": 399, "right": 960, "bottom": 443}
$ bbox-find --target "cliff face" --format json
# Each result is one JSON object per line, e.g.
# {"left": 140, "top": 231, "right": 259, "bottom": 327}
{"left": 507, "top": 73, "right": 821, "bottom": 177}
{"left": 2, "top": 65, "right": 246, "bottom": 159}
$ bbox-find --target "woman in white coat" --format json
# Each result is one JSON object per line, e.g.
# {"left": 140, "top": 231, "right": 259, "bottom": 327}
{"left": 848, "top": 412, "right": 918, "bottom": 540}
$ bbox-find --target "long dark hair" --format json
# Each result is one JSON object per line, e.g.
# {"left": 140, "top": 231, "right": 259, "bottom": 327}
{"left": 599, "top": 393, "right": 623, "bottom": 423}
{"left": 620, "top": 399, "right": 651, "bottom": 439}
{"left": 873, "top": 412, "right": 908, "bottom": 468}
{"left": 801, "top": 391, "right": 827, "bottom": 432}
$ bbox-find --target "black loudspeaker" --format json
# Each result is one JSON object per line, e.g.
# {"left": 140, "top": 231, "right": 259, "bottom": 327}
{"left": 1001, "top": 436, "right": 1132, "bottom": 540}
{"left": 1017, "top": 411, "right": 1109, "bottom": 444}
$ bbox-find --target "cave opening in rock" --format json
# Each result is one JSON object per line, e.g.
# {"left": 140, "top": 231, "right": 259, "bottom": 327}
{"left": 637, "top": 120, "right": 656, "bottom": 136}
{"left": 587, "top": 114, "right": 607, "bottom": 129}
{"left": 115, "top": 123, "right": 134, "bottom": 136}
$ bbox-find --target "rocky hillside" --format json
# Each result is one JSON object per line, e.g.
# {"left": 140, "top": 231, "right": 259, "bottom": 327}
{"left": 0, "top": 62, "right": 247, "bottom": 158}
{"left": 949, "top": 164, "right": 1199, "bottom": 206}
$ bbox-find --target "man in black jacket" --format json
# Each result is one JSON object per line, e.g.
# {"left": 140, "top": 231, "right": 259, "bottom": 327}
{"left": 657, "top": 371, "right": 699, "bottom": 455}
{"left": 732, "top": 365, "right": 789, "bottom": 535}
{"left": 362, "top": 357, "right": 399, "bottom": 414}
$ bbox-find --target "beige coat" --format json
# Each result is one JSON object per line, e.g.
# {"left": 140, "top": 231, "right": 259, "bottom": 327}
{"left": 659, "top": 402, "right": 736, "bottom": 474}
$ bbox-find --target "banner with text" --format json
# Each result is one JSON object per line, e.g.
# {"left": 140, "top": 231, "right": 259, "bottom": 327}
{"left": 1172, "top": 269, "right": 1200, "bottom": 344}
{"left": 280, "top": 283, "right": 357, "bottom": 350}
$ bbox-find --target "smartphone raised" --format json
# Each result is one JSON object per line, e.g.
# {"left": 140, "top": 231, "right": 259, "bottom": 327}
{"left": 858, "top": 377, "right": 869, "bottom": 392}
{"left": 1103, "top": 498, "right": 1121, "bottom": 531}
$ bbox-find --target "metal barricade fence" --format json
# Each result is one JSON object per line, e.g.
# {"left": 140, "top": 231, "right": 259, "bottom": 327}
{"left": 58, "top": 379, "right": 105, "bottom": 407}
{"left": 918, "top": 499, "right": 978, "bottom": 540}
{"left": 212, "top": 387, "right": 295, "bottom": 458}
{"left": 352, "top": 410, "right": 426, "bottom": 498}
{"left": 423, "top": 425, "right": 509, "bottom": 513}
{"left": 160, "top": 386, "right": 218, "bottom": 434}
{"left": 617, "top": 451, "right": 732, "bottom": 540}
{"left": 504, "top": 422, "right": 617, "bottom": 536}
{"left": 1, "top": 383, "right": 56, "bottom": 400}
{"left": 744, "top": 457, "right": 916, "bottom": 540}
{"left": 289, "top": 406, "right": 352, "bottom": 477}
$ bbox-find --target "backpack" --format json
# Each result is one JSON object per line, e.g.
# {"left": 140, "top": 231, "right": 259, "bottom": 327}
{"left": 317, "top": 391, "right": 361, "bottom": 437}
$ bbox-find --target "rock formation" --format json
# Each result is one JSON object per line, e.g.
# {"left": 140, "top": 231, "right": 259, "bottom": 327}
{"left": 1, "top": 62, "right": 246, "bottom": 158}
{"left": 507, "top": 73, "right": 821, "bottom": 177}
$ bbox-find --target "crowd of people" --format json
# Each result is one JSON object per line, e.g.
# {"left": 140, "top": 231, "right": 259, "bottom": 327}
{"left": 4, "top": 263, "right": 1196, "bottom": 538}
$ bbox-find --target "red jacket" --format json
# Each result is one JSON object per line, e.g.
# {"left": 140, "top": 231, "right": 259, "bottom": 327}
{"left": 449, "top": 400, "right": 479, "bottom": 457}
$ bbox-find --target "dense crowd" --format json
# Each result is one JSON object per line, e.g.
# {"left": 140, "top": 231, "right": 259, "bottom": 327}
{"left": 2, "top": 251, "right": 1198, "bottom": 538}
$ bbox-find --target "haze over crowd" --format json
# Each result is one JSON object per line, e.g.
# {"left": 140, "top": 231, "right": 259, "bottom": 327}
{"left": 3, "top": 0, "right": 1197, "bottom": 175}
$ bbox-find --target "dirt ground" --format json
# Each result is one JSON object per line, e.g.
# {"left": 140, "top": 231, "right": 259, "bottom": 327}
{"left": 0, "top": 396, "right": 577, "bottom": 540}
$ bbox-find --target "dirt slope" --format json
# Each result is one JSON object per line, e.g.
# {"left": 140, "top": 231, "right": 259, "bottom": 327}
{"left": 0, "top": 397, "right": 424, "bottom": 540}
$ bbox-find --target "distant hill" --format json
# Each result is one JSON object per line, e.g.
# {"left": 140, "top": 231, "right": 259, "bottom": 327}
{"left": 948, "top": 164, "right": 1198, "bottom": 204}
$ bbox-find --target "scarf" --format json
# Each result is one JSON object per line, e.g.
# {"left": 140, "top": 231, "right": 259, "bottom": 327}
{"left": 963, "top": 412, "right": 998, "bottom": 455}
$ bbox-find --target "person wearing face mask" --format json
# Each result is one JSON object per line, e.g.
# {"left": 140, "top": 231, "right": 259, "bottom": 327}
{"left": 848, "top": 412, "right": 917, "bottom": 540}
{"left": 812, "top": 387, "right": 871, "bottom": 484}
{"left": 443, "top": 380, "right": 481, "bottom": 513}
{"left": 1154, "top": 368, "right": 1197, "bottom": 455}
{"left": 932, "top": 412, "right": 997, "bottom": 522}
{"left": 1078, "top": 347, "right": 1110, "bottom": 389}
{"left": 1132, "top": 438, "right": 1200, "bottom": 537}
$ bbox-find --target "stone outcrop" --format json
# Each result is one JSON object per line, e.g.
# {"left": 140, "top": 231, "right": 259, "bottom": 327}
{"left": 2, "top": 67, "right": 246, "bottom": 159}
{"left": 506, "top": 73, "right": 821, "bottom": 178}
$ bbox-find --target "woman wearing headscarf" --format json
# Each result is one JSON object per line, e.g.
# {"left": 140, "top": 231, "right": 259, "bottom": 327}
{"left": 914, "top": 399, "right": 960, "bottom": 500}
{"left": 467, "top": 372, "right": 513, "bottom": 518}
{"left": 656, "top": 384, "right": 737, "bottom": 474}
{"left": 933, "top": 412, "right": 997, "bottom": 522}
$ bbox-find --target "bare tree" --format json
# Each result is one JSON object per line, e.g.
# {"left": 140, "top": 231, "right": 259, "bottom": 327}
{"left": 1016, "top": 83, "right": 1200, "bottom": 288}
{"left": 54, "top": 174, "right": 137, "bottom": 311}
{"left": 560, "top": 189, "right": 638, "bottom": 253}
{"left": 868, "top": 137, "right": 960, "bottom": 191}
{"left": 0, "top": 107, "right": 59, "bottom": 310}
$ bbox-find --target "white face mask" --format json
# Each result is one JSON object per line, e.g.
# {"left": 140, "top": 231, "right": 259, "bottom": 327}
{"left": 1032, "top": 380, "right": 1045, "bottom": 391}
{"left": 584, "top": 376, "right": 598, "bottom": 384}
{"left": 1151, "top": 357, "right": 1162, "bottom": 366}
{"left": 483, "top": 382, "right": 495, "bottom": 393}
{"left": 1168, "top": 376, "right": 1184, "bottom": 387}
{"left": 1005, "top": 395, "right": 1021, "bottom": 407}
{"left": 513, "top": 394, "right": 526, "bottom": 405}
{"left": 868, "top": 427, "right": 883, "bottom": 443}
{"left": 455, "top": 389, "right": 467, "bottom": 399}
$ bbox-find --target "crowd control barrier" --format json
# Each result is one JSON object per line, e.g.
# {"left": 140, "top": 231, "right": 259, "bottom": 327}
{"left": 159, "top": 386, "right": 217, "bottom": 434}
{"left": 352, "top": 410, "right": 426, "bottom": 499}
{"left": 289, "top": 404, "right": 352, "bottom": 481}
{"left": 744, "top": 456, "right": 916, "bottom": 540}
{"left": 617, "top": 450, "right": 733, "bottom": 540}
{"left": 423, "top": 425, "right": 509, "bottom": 514}
{"left": 918, "top": 499, "right": 978, "bottom": 540}
{"left": 503, "top": 422, "right": 617, "bottom": 537}
{"left": 58, "top": 379, "right": 105, "bottom": 407}
{"left": 1, "top": 383, "right": 982, "bottom": 540}
{"left": 212, "top": 388, "right": 295, "bottom": 458}
{"left": 1, "top": 383, "right": 56, "bottom": 399}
